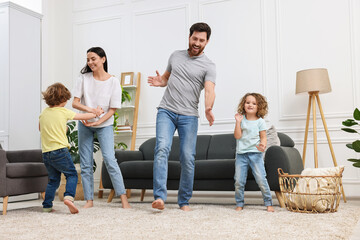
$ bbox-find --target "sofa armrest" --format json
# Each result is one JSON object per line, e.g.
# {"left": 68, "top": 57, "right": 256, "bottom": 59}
{"left": 265, "top": 145, "right": 304, "bottom": 191}
{"left": 6, "top": 149, "right": 42, "bottom": 163}
{"left": 114, "top": 150, "right": 144, "bottom": 164}
{"left": 0, "top": 150, "right": 7, "bottom": 196}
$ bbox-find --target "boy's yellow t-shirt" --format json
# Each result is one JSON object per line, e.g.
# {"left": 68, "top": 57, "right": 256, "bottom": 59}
{"left": 39, "top": 107, "right": 76, "bottom": 153}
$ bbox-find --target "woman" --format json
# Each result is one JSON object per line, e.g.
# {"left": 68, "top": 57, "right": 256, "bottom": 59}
{"left": 72, "top": 47, "right": 130, "bottom": 208}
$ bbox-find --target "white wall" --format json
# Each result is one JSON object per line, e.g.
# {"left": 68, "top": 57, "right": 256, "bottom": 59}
{"left": 42, "top": 0, "right": 360, "bottom": 197}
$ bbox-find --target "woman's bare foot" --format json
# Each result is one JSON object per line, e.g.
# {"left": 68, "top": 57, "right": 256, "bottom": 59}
{"left": 152, "top": 199, "right": 165, "bottom": 210}
{"left": 120, "top": 194, "right": 131, "bottom": 209}
{"left": 180, "top": 205, "right": 191, "bottom": 211}
{"left": 64, "top": 199, "right": 79, "bottom": 214}
{"left": 267, "top": 206, "right": 275, "bottom": 212}
{"left": 83, "top": 200, "right": 93, "bottom": 208}
{"left": 235, "top": 207, "right": 243, "bottom": 211}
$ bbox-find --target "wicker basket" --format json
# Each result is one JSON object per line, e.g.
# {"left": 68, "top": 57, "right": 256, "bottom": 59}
{"left": 278, "top": 168, "right": 343, "bottom": 213}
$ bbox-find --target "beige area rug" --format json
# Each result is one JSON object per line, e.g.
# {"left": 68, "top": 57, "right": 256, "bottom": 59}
{"left": 0, "top": 198, "right": 359, "bottom": 240}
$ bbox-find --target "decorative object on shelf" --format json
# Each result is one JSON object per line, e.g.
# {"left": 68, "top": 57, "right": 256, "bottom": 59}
{"left": 121, "top": 72, "right": 134, "bottom": 86}
{"left": 341, "top": 108, "right": 360, "bottom": 168}
{"left": 295, "top": 68, "right": 346, "bottom": 202}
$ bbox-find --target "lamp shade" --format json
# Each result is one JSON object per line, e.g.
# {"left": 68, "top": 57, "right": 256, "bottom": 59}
{"left": 296, "top": 68, "right": 331, "bottom": 94}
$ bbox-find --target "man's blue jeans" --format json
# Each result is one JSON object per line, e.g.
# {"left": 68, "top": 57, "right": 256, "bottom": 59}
{"left": 153, "top": 108, "right": 198, "bottom": 207}
{"left": 78, "top": 122, "right": 126, "bottom": 200}
{"left": 234, "top": 152, "right": 273, "bottom": 207}
{"left": 42, "top": 148, "right": 78, "bottom": 208}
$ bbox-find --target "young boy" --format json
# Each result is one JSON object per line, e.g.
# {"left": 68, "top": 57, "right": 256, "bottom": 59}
{"left": 39, "top": 82, "right": 102, "bottom": 214}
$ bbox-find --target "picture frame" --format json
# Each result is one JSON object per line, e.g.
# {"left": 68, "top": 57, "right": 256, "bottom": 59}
{"left": 121, "top": 72, "right": 134, "bottom": 86}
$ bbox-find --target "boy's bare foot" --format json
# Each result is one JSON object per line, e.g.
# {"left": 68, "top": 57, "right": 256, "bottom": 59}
{"left": 83, "top": 200, "right": 93, "bottom": 208}
{"left": 235, "top": 207, "right": 243, "bottom": 211}
{"left": 180, "top": 205, "right": 191, "bottom": 211}
{"left": 267, "top": 206, "right": 275, "bottom": 212}
{"left": 152, "top": 199, "right": 165, "bottom": 210}
{"left": 120, "top": 194, "right": 131, "bottom": 209}
{"left": 64, "top": 199, "right": 79, "bottom": 214}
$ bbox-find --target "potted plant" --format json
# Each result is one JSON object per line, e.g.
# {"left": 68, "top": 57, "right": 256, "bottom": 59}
{"left": 341, "top": 108, "right": 360, "bottom": 168}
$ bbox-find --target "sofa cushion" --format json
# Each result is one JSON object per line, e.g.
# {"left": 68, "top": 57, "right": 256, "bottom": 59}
{"left": 6, "top": 162, "right": 48, "bottom": 178}
{"left": 139, "top": 135, "right": 212, "bottom": 161}
{"left": 194, "top": 159, "right": 235, "bottom": 179}
{"left": 207, "top": 134, "right": 236, "bottom": 160}
{"left": 120, "top": 161, "right": 181, "bottom": 180}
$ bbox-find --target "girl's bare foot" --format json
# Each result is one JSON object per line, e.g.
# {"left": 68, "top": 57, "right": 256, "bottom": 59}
{"left": 152, "top": 199, "right": 165, "bottom": 210}
{"left": 180, "top": 205, "right": 191, "bottom": 211}
{"left": 83, "top": 200, "right": 93, "bottom": 208}
{"left": 64, "top": 199, "right": 79, "bottom": 214}
{"left": 235, "top": 207, "right": 243, "bottom": 211}
{"left": 120, "top": 194, "right": 131, "bottom": 209}
{"left": 267, "top": 206, "right": 275, "bottom": 212}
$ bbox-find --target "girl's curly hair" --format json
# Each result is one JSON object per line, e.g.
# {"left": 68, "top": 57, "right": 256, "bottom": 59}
{"left": 237, "top": 93, "right": 268, "bottom": 118}
{"left": 42, "top": 82, "right": 71, "bottom": 107}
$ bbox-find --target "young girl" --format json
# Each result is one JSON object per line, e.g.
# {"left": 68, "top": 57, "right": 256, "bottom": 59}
{"left": 233, "top": 93, "right": 274, "bottom": 212}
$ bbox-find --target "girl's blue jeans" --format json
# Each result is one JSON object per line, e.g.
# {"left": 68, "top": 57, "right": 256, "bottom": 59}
{"left": 78, "top": 122, "right": 126, "bottom": 200}
{"left": 234, "top": 152, "right": 273, "bottom": 207}
{"left": 42, "top": 147, "right": 78, "bottom": 208}
{"left": 153, "top": 108, "right": 198, "bottom": 207}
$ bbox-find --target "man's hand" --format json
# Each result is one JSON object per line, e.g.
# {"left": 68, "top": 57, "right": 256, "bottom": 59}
{"left": 148, "top": 70, "right": 163, "bottom": 87}
{"left": 205, "top": 108, "right": 215, "bottom": 126}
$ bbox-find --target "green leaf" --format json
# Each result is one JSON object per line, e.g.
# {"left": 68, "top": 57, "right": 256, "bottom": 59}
{"left": 347, "top": 158, "right": 360, "bottom": 163}
{"left": 354, "top": 108, "right": 360, "bottom": 120}
{"left": 341, "top": 128, "right": 358, "bottom": 133}
{"left": 342, "top": 119, "right": 358, "bottom": 127}
{"left": 353, "top": 162, "right": 360, "bottom": 168}
{"left": 346, "top": 143, "right": 353, "bottom": 149}
{"left": 352, "top": 140, "right": 360, "bottom": 152}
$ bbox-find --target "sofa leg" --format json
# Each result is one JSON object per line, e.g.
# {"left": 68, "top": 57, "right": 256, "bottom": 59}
{"left": 275, "top": 191, "right": 285, "bottom": 208}
{"left": 2, "top": 196, "right": 9, "bottom": 215}
{"left": 107, "top": 189, "right": 115, "bottom": 203}
{"left": 140, "top": 189, "right": 146, "bottom": 201}
{"left": 41, "top": 192, "right": 45, "bottom": 200}
{"left": 126, "top": 189, "right": 131, "bottom": 198}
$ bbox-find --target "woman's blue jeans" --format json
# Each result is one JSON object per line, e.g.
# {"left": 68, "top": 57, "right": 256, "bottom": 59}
{"left": 234, "top": 152, "right": 273, "bottom": 207}
{"left": 78, "top": 122, "right": 126, "bottom": 200}
{"left": 153, "top": 108, "right": 198, "bottom": 207}
{"left": 42, "top": 148, "right": 78, "bottom": 208}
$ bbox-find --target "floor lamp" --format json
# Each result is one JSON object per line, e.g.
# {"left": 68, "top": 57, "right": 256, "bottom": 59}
{"left": 296, "top": 68, "right": 346, "bottom": 202}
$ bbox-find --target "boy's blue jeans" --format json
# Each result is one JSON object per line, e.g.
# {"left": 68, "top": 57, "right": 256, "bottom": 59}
{"left": 42, "top": 148, "right": 78, "bottom": 208}
{"left": 78, "top": 122, "right": 126, "bottom": 200}
{"left": 153, "top": 108, "right": 198, "bottom": 207}
{"left": 234, "top": 152, "right": 273, "bottom": 207}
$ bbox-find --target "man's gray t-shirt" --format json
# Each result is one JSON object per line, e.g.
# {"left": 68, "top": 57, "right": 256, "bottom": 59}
{"left": 158, "top": 50, "right": 216, "bottom": 117}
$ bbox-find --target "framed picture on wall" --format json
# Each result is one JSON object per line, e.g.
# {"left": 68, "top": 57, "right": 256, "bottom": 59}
{"left": 121, "top": 72, "right": 134, "bottom": 86}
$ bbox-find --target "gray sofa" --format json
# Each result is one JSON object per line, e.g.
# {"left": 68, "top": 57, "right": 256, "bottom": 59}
{"left": 102, "top": 133, "right": 304, "bottom": 207}
{"left": 0, "top": 149, "right": 48, "bottom": 215}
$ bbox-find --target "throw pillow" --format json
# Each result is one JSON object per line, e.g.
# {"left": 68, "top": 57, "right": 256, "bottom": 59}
{"left": 289, "top": 166, "right": 344, "bottom": 212}
{"left": 265, "top": 125, "right": 280, "bottom": 152}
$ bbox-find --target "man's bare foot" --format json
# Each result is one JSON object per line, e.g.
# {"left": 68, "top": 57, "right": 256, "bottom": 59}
{"left": 83, "top": 200, "right": 93, "bottom": 208}
{"left": 235, "top": 207, "right": 243, "bottom": 211}
{"left": 152, "top": 199, "right": 165, "bottom": 210}
{"left": 64, "top": 199, "right": 79, "bottom": 214}
{"left": 180, "top": 205, "right": 191, "bottom": 211}
{"left": 267, "top": 206, "right": 275, "bottom": 212}
{"left": 120, "top": 194, "right": 131, "bottom": 209}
